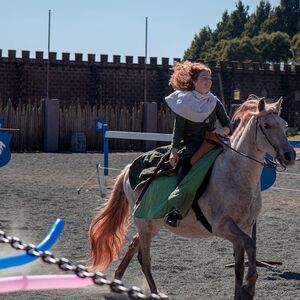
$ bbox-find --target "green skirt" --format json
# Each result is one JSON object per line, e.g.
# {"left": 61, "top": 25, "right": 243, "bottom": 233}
{"left": 132, "top": 148, "right": 222, "bottom": 219}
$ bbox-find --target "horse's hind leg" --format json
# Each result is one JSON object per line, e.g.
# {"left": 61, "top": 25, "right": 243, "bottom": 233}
{"left": 114, "top": 233, "right": 139, "bottom": 280}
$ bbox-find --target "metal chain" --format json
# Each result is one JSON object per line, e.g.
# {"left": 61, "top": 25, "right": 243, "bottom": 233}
{"left": 0, "top": 230, "right": 161, "bottom": 300}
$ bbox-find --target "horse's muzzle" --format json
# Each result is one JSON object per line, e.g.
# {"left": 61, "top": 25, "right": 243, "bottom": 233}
{"left": 278, "top": 148, "right": 296, "bottom": 166}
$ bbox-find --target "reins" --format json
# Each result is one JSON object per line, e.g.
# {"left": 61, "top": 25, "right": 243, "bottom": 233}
{"left": 209, "top": 109, "right": 293, "bottom": 170}
{"left": 211, "top": 129, "right": 280, "bottom": 170}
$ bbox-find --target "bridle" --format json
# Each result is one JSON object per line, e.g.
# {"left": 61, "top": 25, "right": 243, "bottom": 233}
{"left": 256, "top": 114, "right": 278, "bottom": 154}
{"left": 214, "top": 113, "right": 286, "bottom": 170}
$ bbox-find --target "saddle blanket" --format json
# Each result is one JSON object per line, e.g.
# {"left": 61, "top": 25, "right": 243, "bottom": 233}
{"left": 132, "top": 148, "right": 222, "bottom": 219}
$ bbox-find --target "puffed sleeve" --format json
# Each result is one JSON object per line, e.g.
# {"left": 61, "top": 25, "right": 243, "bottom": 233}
{"left": 171, "top": 114, "right": 186, "bottom": 149}
{"left": 216, "top": 100, "right": 233, "bottom": 132}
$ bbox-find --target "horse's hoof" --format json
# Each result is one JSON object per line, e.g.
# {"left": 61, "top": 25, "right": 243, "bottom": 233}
{"left": 158, "top": 292, "right": 169, "bottom": 299}
{"left": 241, "top": 286, "right": 254, "bottom": 300}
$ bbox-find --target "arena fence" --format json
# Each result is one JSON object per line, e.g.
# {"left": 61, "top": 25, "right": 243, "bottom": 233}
{"left": 0, "top": 100, "right": 174, "bottom": 152}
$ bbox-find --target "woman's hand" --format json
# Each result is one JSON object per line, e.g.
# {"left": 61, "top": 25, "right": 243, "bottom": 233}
{"left": 212, "top": 127, "right": 230, "bottom": 136}
{"left": 169, "top": 148, "right": 179, "bottom": 168}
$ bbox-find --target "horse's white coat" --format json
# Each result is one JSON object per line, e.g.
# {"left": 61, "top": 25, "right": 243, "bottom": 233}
{"left": 92, "top": 98, "right": 296, "bottom": 299}
{"left": 124, "top": 100, "right": 295, "bottom": 240}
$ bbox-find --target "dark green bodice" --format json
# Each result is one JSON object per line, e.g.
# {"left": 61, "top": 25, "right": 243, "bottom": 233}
{"left": 172, "top": 99, "right": 231, "bottom": 158}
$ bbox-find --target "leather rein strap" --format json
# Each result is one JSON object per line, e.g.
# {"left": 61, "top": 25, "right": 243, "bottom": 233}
{"left": 214, "top": 131, "right": 278, "bottom": 169}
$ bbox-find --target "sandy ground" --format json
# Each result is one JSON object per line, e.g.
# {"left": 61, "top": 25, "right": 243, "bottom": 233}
{"left": 0, "top": 152, "right": 299, "bottom": 300}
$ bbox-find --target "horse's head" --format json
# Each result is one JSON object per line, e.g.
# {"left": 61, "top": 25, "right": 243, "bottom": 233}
{"left": 232, "top": 96, "right": 296, "bottom": 167}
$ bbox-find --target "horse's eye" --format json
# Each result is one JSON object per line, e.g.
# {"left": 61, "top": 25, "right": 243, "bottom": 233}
{"left": 264, "top": 124, "right": 271, "bottom": 129}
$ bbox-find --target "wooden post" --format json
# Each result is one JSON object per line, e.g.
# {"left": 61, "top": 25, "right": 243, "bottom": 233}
{"left": 42, "top": 98, "right": 60, "bottom": 152}
{"left": 143, "top": 102, "right": 158, "bottom": 151}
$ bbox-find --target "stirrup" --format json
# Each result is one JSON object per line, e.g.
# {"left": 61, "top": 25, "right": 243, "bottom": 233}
{"left": 164, "top": 209, "right": 182, "bottom": 227}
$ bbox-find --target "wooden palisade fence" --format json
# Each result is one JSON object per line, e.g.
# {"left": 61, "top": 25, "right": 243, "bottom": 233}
{"left": 0, "top": 100, "right": 174, "bottom": 152}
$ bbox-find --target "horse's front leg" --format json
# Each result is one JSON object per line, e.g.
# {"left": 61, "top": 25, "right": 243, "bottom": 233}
{"left": 215, "top": 217, "right": 257, "bottom": 300}
{"left": 135, "top": 219, "right": 166, "bottom": 297}
{"left": 137, "top": 229, "right": 158, "bottom": 294}
{"left": 242, "top": 230, "right": 257, "bottom": 300}
{"left": 233, "top": 243, "right": 245, "bottom": 299}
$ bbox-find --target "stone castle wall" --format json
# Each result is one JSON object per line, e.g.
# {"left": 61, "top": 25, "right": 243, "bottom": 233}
{"left": 1, "top": 49, "right": 300, "bottom": 125}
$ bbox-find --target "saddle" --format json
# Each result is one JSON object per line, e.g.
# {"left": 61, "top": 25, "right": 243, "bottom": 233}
{"left": 191, "top": 131, "right": 223, "bottom": 165}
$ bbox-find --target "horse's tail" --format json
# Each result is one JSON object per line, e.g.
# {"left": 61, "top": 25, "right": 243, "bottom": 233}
{"left": 89, "top": 166, "right": 130, "bottom": 271}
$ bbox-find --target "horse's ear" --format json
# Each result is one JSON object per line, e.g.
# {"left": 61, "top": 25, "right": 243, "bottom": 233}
{"left": 275, "top": 97, "right": 283, "bottom": 109}
{"left": 258, "top": 98, "right": 265, "bottom": 112}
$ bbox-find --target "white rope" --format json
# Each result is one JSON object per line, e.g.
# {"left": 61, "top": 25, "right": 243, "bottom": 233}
{"left": 277, "top": 171, "right": 300, "bottom": 177}
{"left": 97, "top": 166, "right": 123, "bottom": 172}
{"left": 271, "top": 187, "right": 300, "bottom": 192}
{"left": 76, "top": 169, "right": 98, "bottom": 194}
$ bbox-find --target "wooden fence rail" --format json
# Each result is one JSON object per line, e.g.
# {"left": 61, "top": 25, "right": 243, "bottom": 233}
{"left": 0, "top": 101, "right": 174, "bottom": 152}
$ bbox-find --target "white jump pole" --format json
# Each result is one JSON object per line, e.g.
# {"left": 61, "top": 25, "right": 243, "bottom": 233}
{"left": 103, "top": 124, "right": 172, "bottom": 176}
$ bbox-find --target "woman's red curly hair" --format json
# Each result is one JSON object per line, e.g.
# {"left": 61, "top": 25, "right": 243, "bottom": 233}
{"left": 169, "top": 61, "right": 211, "bottom": 90}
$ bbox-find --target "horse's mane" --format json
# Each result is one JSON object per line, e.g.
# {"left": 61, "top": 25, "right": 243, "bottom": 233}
{"left": 230, "top": 94, "right": 281, "bottom": 141}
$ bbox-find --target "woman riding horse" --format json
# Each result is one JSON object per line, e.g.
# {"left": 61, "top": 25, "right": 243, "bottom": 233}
{"left": 89, "top": 97, "right": 295, "bottom": 300}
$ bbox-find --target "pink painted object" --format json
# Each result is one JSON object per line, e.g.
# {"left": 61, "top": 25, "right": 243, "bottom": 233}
{"left": 0, "top": 275, "right": 94, "bottom": 293}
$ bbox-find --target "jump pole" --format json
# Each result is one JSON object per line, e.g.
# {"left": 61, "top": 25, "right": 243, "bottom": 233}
{"left": 289, "top": 139, "right": 300, "bottom": 148}
{"left": 102, "top": 124, "right": 172, "bottom": 176}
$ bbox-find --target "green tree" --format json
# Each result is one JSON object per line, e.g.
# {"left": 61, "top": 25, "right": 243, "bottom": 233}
{"left": 201, "top": 39, "right": 229, "bottom": 62}
{"left": 243, "top": 0, "right": 272, "bottom": 37}
{"left": 200, "top": 37, "right": 259, "bottom": 62}
{"left": 183, "top": 27, "right": 212, "bottom": 62}
{"left": 253, "top": 31, "right": 291, "bottom": 62}
{"left": 212, "top": 11, "right": 231, "bottom": 42}
{"left": 269, "top": 31, "right": 292, "bottom": 62}
{"left": 183, "top": 0, "right": 296, "bottom": 63}
{"left": 213, "top": 1, "right": 249, "bottom": 41}
{"left": 261, "top": 0, "right": 300, "bottom": 37}
{"left": 291, "top": 33, "right": 300, "bottom": 63}
{"left": 252, "top": 33, "right": 270, "bottom": 62}
{"left": 220, "top": 37, "right": 259, "bottom": 61}
{"left": 229, "top": 0, "right": 249, "bottom": 38}
{"left": 189, "top": 1, "right": 249, "bottom": 62}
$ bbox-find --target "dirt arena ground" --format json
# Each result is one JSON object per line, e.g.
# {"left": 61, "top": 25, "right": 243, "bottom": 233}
{"left": 0, "top": 152, "right": 299, "bottom": 300}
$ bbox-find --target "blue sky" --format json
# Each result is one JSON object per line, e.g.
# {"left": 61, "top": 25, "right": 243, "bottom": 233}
{"left": 1, "top": 0, "right": 281, "bottom": 62}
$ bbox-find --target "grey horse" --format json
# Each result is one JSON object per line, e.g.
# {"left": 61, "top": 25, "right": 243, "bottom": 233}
{"left": 89, "top": 97, "right": 296, "bottom": 300}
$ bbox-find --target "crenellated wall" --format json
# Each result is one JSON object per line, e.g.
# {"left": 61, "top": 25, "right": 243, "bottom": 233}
{"left": 1, "top": 49, "right": 300, "bottom": 125}
{"left": 0, "top": 50, "right": 179, "bottom": 106}
{"left": 213, "top": 60, "right": 300, "bottom": 124}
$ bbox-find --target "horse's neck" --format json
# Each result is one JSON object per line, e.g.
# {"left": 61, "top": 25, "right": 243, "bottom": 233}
{"left": 225, "top": 118, "right": 265, "bottom": 184}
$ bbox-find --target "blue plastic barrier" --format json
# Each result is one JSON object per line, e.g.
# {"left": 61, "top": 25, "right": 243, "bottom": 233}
{"left": 0, "top": 131, "right": 12, "bottom": 167}
{"left": 0, "top": 219, "right": 64, "bottom": 269}
{"left": 260, "top": 160, "right": 276, "bottom": 192}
